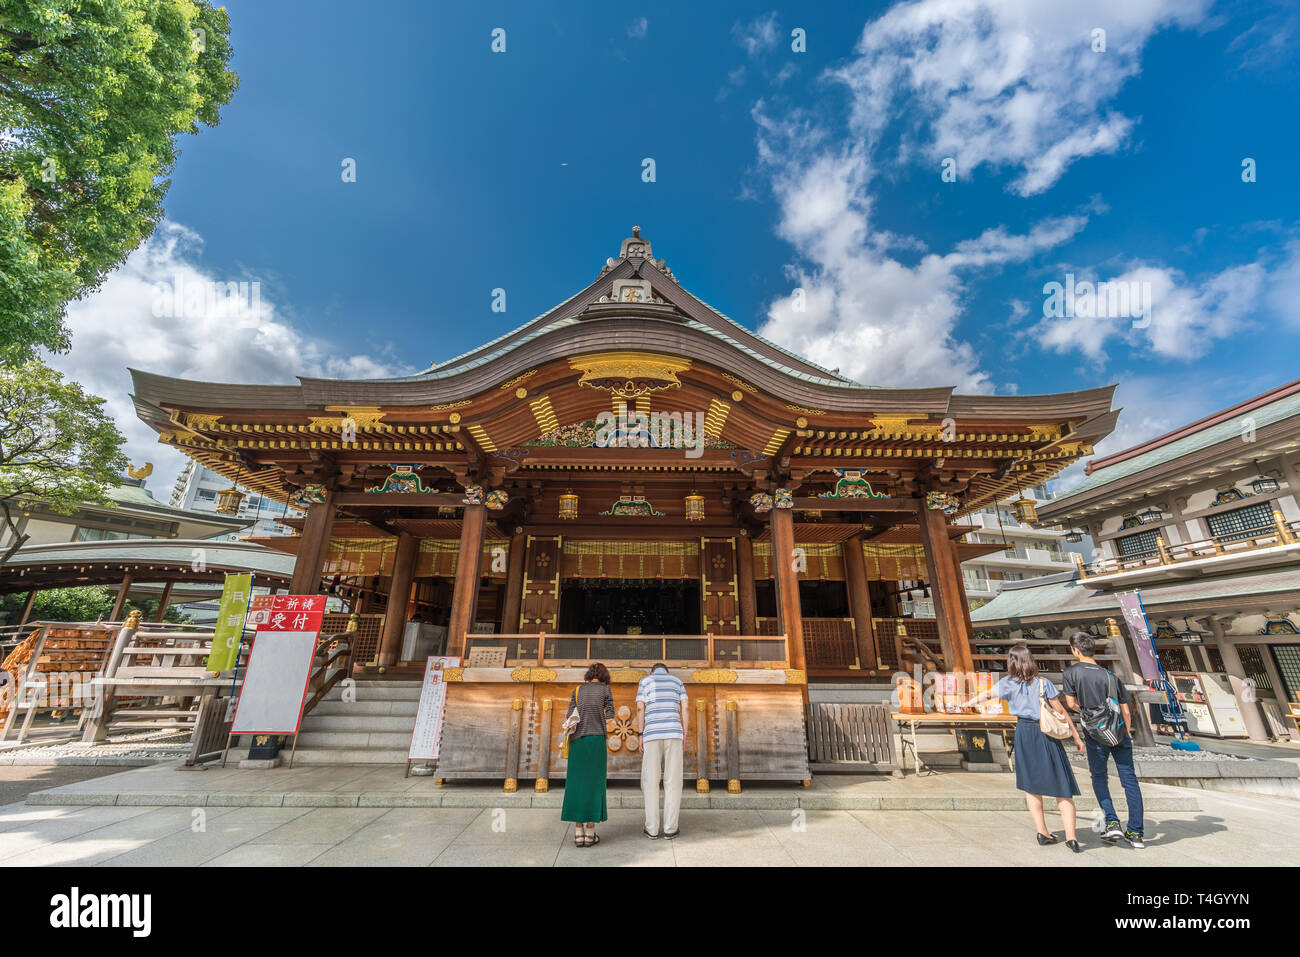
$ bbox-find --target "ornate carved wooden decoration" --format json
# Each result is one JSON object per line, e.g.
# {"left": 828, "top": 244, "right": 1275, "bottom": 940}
{"left": 701, "top": 538, "right": 740, "bottom": 635}
{"left": 519, "top": 536, "right": 561, "bottom": 632}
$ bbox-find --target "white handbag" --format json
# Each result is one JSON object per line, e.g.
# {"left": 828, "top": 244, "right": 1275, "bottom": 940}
{"left": 1038, "top": 679, "right": 1073, "bottom": 739}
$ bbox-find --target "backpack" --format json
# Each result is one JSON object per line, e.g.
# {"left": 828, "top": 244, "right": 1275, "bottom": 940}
{"left": 1076, "top": 667, "right": 1127, "bottom": 746}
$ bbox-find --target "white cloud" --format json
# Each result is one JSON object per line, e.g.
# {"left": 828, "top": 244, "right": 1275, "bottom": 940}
{"left": 45, "top": 222, "right": 415, "bottom": 498}
{"left": 733, "top": 12, "right": 780, "bottom": 58}
{"left": 627, "top": 17, "right": 648, "bottom": 39}
{"left": 832, "top": 0, "right": 1211, "bottom": 195}
{"left": 1031, "top": 260, "right": 1267, "bottom": 362}
{"left": 752, "top": 110, "right": 1089, "bottom": 391}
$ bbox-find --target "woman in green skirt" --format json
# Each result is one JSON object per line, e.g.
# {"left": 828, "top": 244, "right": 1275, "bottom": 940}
{"left": 561, "top": 662, "right": 615, "bottom": 847}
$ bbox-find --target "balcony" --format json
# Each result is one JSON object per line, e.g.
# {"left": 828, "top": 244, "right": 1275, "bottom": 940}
{"left": 1080, "top": 519, "right": 1300, "bottom": 587}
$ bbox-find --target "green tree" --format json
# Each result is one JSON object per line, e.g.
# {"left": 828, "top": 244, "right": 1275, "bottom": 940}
{"left": 0, "top": 359, "right": 127, "bottom": 563}
{"left": 0, "top": 586, "right": 194, "bottom": 624}
{"left": 0, "top": 0, "right": 239, "bottom": 363}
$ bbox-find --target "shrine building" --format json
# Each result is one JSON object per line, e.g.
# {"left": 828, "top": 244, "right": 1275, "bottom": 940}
{"left": 127, "top": 227, "right": 1119, "bottom": 785}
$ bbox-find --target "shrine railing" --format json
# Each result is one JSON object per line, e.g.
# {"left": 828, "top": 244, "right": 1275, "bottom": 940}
{"left": 873, "top": 617, "right": 942, "bottom": 672}
{"left": 758, "top": 617, "right": 859, "bottom": 670}
{"left": 463, "top": 633, "right": 789, "bottom": 669}
{"left": 1080, "top": 518, "right": 1300, "bottom": 579}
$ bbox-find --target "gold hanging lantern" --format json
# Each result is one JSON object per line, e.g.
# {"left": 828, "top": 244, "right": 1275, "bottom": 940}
{"left": 215, "top": 486, "right": 245, "bottom": 515}
{"left": 558, "top": 489, "right": 579, "bottom": 520}
{"left": 684, "top": 491, "right": 705, "bottom": 522}
{"left": 1011, "top": 496, "right": 1038, "bottom": 525}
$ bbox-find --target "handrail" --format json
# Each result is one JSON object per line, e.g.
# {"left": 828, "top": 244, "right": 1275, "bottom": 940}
{"left": 463, "top": 632, "right": 789, "bottom": 668}
{"left": 301, "top": 622, "right": 355, "bottom": 716}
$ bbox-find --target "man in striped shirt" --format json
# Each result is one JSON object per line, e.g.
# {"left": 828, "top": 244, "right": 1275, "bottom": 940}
{"left": 635, "top": 663, "right": 690, "bottom": 839}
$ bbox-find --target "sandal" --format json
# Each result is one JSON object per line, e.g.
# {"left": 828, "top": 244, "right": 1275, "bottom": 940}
{"left": 574, "top": 826, "right": 585, "bottom": 848}
{"left": 584, "top": 833, "right": 600, "bottom": 847}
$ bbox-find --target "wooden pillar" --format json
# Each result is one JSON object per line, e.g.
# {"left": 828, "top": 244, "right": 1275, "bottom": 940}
{"left": 842, "top": 534, "right": 877, "bottom": 671}
{"left": 289, "top": 488, "right": 337, "bottom": 595}
{"left": 377, "top": 532, "right": 418, "bottom": 667}
{"left": 110, "top": 572, "right": 133, "bottom": 621}
{"left": 734, "top": 533, "right": 757, "bottom": 635}
{"left": 154, "top": 580, "right": 174, "bottom": 622}
{"left": 917, "top": 504, "right": 974, "bottom": 673}
{"left": 17, "top": 589, "right": 37, "bottom": 626}
{"left": 500, "top": 532, "right": 527, "bottom": 634}
{"left": 770, "top": 505, "right": 805, "bottom": 673}
{"left": 447, "top": 503, "right": 487, "bottom": 658}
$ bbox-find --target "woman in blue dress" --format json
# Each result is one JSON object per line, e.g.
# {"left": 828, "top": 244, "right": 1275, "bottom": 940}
{"left": 963, "top": 643, "right": 1086, "bottom": 851}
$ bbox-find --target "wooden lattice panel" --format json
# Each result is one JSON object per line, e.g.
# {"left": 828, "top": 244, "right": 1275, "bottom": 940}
{"left": 321, "top": 612, "right": 385, "bottom": 665}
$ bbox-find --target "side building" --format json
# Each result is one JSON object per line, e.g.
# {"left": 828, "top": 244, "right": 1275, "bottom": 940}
{"left": 972, "top": 378, "right": 1300, "bottom": 743}
{"left": 170, "top": 459, "right": 303, "bottom": 541}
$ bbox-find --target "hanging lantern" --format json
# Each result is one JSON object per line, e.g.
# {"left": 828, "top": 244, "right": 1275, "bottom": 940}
{"left": 1065, "top": 529, "right": 1084, "bottom": 543}
{"left": 558, "top": 489, "right": 579, "bottom": 520}
{"left": 684, "top": 491, "right": 705, "bottom": 522}
{"left": 1010, "top": 496, "right": 1038, "bottom": 524}
{"left": 215, "top": 486, "right": 245, "bottom": 515}
{"left": 1250, "top": 476, "right": 1280, "bottom": 495}
{"left": 1137, "top": 506, "right": 1163, "bottom": 525}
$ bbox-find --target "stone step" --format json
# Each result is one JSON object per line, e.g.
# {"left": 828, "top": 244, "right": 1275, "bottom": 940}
{"left": 287, "top": 748, "right": 408, "bottom": 765}
{"left": 308, "top": 700, "right": 418, "bottom": 716}
{"left": 322, "top": 684, "right": 421, "bottom": 702}
{"left": 295, "top": 730, "right": 410, "bottom": 749}
{"left": 300, "top": 714, "right": 415, "bottom": 732}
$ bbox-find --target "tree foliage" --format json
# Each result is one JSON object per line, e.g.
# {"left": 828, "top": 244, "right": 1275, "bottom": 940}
{"left": 0, "top": 0, "right": 239, "bottom": 363}
{"left": 0, "top": 359, "right": 127, "bottom": 563}
{"left": 0, "top": 585, "right": 192, "bottom": 624}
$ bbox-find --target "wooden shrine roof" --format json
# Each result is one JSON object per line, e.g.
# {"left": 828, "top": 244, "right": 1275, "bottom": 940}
{"left": 128, "top": 229, "right": 1118, "bottom": 518}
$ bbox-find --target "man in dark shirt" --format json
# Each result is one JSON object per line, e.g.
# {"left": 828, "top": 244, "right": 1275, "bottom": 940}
{"left": 1063, "top": 630, "right": 1145, "bottom": 848}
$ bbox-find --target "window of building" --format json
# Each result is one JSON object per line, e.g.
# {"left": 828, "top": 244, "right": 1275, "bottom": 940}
{"left": 196, "top": 489, "right": 217, "bottom": 501}
{"left": 73, "top": 527, "right": 131, "bottom": 542}
{"left": 1116, "top": 529, "right": 1160, "bottom": 559}
{"left": 1271, "top": 645, "right": 1300, "bottom": 702}
{"left": 1206, "top": 502, "right": 1274, "bottom": 543}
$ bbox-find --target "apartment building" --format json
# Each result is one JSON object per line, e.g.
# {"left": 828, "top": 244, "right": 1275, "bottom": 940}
{"left": 960, "top": 484, "right": 1077, "bottom": 611}
{"left": 169, "top": 460, "right": 302, "bottom": 542}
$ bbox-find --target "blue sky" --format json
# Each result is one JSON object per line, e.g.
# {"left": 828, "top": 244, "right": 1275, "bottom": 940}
{"left": 53, "top": 0, "right": 1300, "bottom": 494}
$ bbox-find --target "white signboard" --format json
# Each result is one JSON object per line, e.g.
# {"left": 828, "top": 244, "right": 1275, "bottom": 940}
{"left": 408, "top": 656, "right": 460, "bottom": 762}
{"left": 230, "top": 631, "right": 318, "bottom": 734}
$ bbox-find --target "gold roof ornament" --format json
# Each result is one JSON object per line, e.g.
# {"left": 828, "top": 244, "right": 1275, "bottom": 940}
{"left": 126, "top": 462, "right": 153, "bottom": 482}
{"left": 569, "top": 351, "right": 691, "bottom": 399}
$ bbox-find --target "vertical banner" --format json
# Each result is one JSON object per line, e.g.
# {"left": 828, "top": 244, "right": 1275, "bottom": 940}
{"left": 408, "top": 656, "right": 460, "bottom": 762}
{"left": 1117, "top": 591, "right": 1163, "bottom": 682}
{"left": 205, "top": 573, "right": 253, "bottom": 672}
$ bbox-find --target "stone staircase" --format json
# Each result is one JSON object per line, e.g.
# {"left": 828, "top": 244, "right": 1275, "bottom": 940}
{"left": 289, "top": 679, "right": 420, "bottom": 765}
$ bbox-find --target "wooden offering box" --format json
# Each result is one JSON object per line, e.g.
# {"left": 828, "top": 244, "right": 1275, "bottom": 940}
{"left": 436, "top": 666, "right": 810, "bottom": 790}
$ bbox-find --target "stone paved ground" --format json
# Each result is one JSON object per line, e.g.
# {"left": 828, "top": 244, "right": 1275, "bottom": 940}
{"left": 0, "top": 766, "right": 134, "bottom": 806}
{"left": 1, "top": 761, "right": 1297, "bottom": 866}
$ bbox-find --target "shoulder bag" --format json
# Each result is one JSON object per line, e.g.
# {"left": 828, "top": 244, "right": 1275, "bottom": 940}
{"left": 1038, "top": 679, "right": 1073, "bottom": 739}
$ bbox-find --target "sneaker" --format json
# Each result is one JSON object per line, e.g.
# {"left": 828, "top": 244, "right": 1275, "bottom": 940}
{"left": 1102, "top": 820, "right": 1124, "bottom": 842}
{"left": 643, "top": 828, "right": 659, "bottom": 840}
{"left": 1124, "top": 830, "right": 1145, "bottom": 849}
{"left": 663, "top": 830, "right": 679, "bottom": 840}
